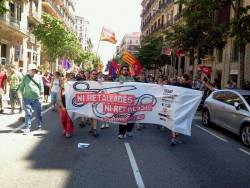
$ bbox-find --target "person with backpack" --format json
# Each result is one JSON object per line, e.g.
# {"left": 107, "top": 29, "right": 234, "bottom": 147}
{"left": 8, "top": 67, "right": 22, "bottom": 114}
{"left": 50, "top": 71, "right": 62, "bottom": 112}
{"left": 19, "top": 64, "right": 44, "bottom": 134}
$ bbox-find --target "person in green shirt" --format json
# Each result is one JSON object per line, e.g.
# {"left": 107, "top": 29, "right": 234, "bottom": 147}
{"left": 8, "top": 67, "right": 22, "bottom": 114}
{"left": 19, "top": 64, "right": 44, "bottom": 134}
{"left": 114, "top": 64, "right": 135, "bottom": 139}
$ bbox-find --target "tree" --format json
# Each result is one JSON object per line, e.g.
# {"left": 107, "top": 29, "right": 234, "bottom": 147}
{"left": 0, "top": 0, "right": 9, "bottom": 16}
{"left": 33, "top": 14, "right": 82, "bottom": 63}
{"left": 165, "top": 0, "right": 230, "bottom": 54}
{"left": 230, "top": 0, "right": 250, "bottom": 88}
{"left": 137, "top": 36, "right": 165, "bottom": 70}
{"left": 75, "top": 51, "right": 103, "bottom": 72}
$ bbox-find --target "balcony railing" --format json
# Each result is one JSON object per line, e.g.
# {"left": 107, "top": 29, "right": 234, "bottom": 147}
{"left": 29, "top": 7, "right": 41, "bottom": 22}
{"left": 0, "top": 15, "right": 20, "bottom": 30}
{"left": 43, "top": 0, "right": 63, "bottom": 18}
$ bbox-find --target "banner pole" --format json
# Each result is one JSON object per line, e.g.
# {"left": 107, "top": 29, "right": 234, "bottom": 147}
{"left": 96, "top": 26, "right": 103, "bottom": 56}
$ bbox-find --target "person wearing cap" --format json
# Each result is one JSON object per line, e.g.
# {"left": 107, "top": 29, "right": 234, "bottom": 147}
{"left": 18, "top": 64, "right": 44, "bottom": 134}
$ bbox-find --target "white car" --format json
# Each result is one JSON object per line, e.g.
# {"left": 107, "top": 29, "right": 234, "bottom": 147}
{"left": 202, "top": 89, "right": 250, "bottom": 147}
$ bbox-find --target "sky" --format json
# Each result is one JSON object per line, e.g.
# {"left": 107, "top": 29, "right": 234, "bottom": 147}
{"left": 75, "top": 0, "right": 142, "bottom": 66}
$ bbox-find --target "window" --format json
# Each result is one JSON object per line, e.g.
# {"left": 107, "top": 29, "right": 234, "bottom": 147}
{"left": 213, "top": 91, "right": 227, "bottom": 102}
{"left": 243, "top": 95, "right": 250, "bottom": 106}
{"left": 232, "top": 41, "right": 239, "bottom": 62}
{"left": 223, "top": 91, "right": 247, "bottom": 111}
{"left": 218, "top": 48, "right": 223, "bottom": 63}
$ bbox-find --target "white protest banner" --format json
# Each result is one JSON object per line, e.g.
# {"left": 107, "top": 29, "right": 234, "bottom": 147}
{"left": 65, "top": 81, "right": 202, "bottom": 136}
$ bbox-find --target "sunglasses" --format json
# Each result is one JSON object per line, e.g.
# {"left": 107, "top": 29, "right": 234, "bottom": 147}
{"left": 122, "top": 69, "right": 128, "bottom": 71}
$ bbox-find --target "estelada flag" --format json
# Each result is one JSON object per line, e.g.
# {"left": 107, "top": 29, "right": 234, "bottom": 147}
{"left": 100, "top": 27, "right": 117, "bottom": 44}
{"left": 122, "top": 51, "right": 142, "bottom": 76}
{"left": 122, "top": 51, "right": 137, "bottom": 65}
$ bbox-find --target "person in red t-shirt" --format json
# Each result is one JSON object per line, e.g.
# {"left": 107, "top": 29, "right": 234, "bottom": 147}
{"left": 0, "top": 65, "right": 7, "bottom": 113}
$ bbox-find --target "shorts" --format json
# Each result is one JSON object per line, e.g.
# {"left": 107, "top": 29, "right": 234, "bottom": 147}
{"left": 51, "top": 92, "right": 58, "bottom": 104}
{"left": 44, "top": 86, "right": 50, "bottom": 95}
{"left": 9, "top": 89, "right": 20, "bottom": 104}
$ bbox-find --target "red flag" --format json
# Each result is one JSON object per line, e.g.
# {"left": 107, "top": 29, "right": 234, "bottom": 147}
{"left": 176, "top": 50, "right": 185, "bottom": 57}
{"left": 199, "top": 65, "right": 212, "bottom": 77}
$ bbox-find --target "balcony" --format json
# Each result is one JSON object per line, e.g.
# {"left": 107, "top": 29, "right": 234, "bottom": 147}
{"left": 28, "top": 5, "right": 41, "bottom": 23}
{"left": 28, "top": 33, "right": 36, "bottom": 44}
{"left": 42, "top": 0, "right": 63, "bottom": 19}
{"left": 0, "top": 15, "right": 20, "bottom": 30}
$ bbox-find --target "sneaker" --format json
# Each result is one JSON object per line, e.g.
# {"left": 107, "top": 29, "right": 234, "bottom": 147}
{"left": 105, "top": 124, "right": 110, "bottom": 128}
{"left": 0, "top": 109, "right": 3, "bottom": 114}
{"left": 118, "top": 134, "right": 126, "bottom": 139}
{"left": 170, "top": 138, "right": 177, "bottom": 146}
{"left": 79, "top": 123, "right": 86, "bottom": 128}
{"left": 92, "top": 129, "right": 99, "bottom": 137}
{"left": 126, "top": 132, "right": 133, "bottom": 137}
{"left": 65, "top": 133, "right": 72, "bottom": 138}
{"left": 37, "top": 125, "right": 42, "bottom": 130}
{"left": 89, "top": 128, "right": 93, "bottom": 134}
{"left": 101, "top": 124, "right": 105, "bottom": 129}
{"left": 23, "top": 129, "right": 30, "bottom": 135}
{"left": 137, "top": 125, "right": 142, "bottom": 131}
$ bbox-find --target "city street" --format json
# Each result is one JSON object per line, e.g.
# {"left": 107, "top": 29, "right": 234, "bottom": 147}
{"left": 0, "top": 108, "right": 250, "bottom": 188}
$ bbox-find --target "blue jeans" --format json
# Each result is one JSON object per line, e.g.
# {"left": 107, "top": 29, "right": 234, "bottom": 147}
{"left": 23, "top": 98, "right": 42, "bottom": 129}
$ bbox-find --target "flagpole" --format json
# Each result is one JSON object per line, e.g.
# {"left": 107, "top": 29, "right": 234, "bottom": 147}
{"left": 96, "top": 26, "right": 103, "bottom": 56}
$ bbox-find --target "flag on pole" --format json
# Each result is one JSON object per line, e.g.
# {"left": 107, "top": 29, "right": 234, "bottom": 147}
{"left": 122, "top": 51, "right": 142, "bottom": 76}
{"left": 100, "top": 27, "right": 117, "bottom": 44}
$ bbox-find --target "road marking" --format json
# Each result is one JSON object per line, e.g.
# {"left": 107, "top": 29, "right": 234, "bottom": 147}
{"left": 194, "top": 124, "right": 228, "bottom": 142}
{"left": 10, "top": 106, "right": 52, "bottom": 133}
{"left": 124, "top": 143, "right": 145, "bottom": 188}
{"left": 238, "top": 148, "right": 250, "bottom": 156}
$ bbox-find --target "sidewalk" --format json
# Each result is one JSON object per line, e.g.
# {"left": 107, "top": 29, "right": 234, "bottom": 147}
{"left": 0, "top": 94, "right": 51, "bottom": 127}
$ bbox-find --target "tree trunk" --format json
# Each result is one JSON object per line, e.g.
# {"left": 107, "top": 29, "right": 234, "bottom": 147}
{"left": 239, "top": 42, "right": 245, "bottom": 89}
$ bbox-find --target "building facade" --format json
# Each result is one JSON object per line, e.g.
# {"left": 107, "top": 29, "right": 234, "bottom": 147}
{"left": 119, "top": 32, "right": 141, "bottom": 56}
{"left": 75, "top": 16, "right": 90, "bottom": 51}
{"left": 0, "top": 0, "right": 42, "bottom": 73}
{"left": 41, "top": 0, "right": 76, "bottom": 71}
{"left": 141, "top": 0, "right": 250, "bottom": 88}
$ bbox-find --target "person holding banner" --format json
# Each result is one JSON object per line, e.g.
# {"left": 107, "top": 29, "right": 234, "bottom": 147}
{"left": 58, "top": 73, "right": 74, "bottom": 138}
{"left": 88, "top": 69, "right": 99, "bottom": 137}
{"left": 75, "top": 70, "right": 87, "bottom": 128}
{"left": 115, "top": 65, "right": 135, "bottom": 139}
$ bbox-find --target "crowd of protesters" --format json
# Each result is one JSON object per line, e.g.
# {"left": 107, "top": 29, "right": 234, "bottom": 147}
{"left": 1, "top": 63, "right": 250, "bottom": 145}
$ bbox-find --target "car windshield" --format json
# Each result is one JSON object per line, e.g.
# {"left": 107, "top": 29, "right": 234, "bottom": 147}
{"left": 243, "top": 95, "right": 250, "bottom": 106}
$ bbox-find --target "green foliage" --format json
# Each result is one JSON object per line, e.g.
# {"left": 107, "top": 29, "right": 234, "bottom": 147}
{"left": 33, "top": 14, "right": 82, "bottom": 62}
{"left": 165, "top": 0, "right": 230, "bottom": 53}
{"left": 137, "top": 36, "right": 165, "bottom": 69}
{"left": 75, "top": 51, "right": 103, "bottom": 71}
{"left": 0, "top": 0, "right": 8, "bottom": 16}
{"left": 231, "top": 3, "right": 250, "bottom": 43}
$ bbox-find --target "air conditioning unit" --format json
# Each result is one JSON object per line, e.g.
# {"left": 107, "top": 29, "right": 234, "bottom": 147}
{"left": 1, "top": 57, "right": 6, "bottom": 65}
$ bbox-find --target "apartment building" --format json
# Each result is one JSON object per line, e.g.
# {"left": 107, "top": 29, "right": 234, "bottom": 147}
{"left": 41, "top": 0, "right": 76, "bottom": 71}
{"left": 119, "top": 32, "right": 141, "bottom": 56}
{"left": 141, "top": 0, "right": 250, "bottom": 88}
{"left": 42, "top": 0, "right": 75, "bottom": 31}
{"left": 75, "top": 16, "right": 90, "bottom": 51}
{"left": 0, "top": 0, "right": 42, "bottom": 73}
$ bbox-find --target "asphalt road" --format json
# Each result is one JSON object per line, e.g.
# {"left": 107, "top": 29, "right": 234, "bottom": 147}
{"left": 0, "top": 109, "right": 250, "bottom": 188}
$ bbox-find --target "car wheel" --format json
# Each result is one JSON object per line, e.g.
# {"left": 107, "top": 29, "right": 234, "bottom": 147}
{"left": 241, "top": 125, "right": 250, "bottom": 148}
{"left": 202, "top": 109, "right": 210, "bottom": 126}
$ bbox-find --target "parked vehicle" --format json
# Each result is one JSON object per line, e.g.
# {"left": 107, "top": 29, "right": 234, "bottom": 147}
{"left": 202, "top": 89, "right": 250, "bottom": 147}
